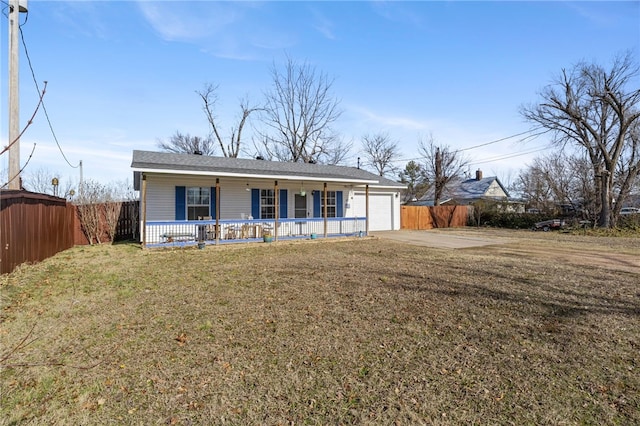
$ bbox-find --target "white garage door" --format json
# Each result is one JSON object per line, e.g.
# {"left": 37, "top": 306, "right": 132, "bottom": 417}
{"left": 354, "top": 193, "right": 394, "bottom": 231}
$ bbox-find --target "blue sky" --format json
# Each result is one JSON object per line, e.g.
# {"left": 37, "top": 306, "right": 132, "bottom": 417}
{"left": 1, "top": 0, "right": 639, "bottom": 190}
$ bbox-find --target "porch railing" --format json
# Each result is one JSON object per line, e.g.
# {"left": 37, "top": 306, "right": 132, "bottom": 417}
{"left": 144, "top": 217, "right": 367, "bottom": 247}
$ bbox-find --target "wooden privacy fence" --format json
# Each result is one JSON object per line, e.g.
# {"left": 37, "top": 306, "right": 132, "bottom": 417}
{"left": 73, "top": 200, "right": 139, "bottom": 245}
{"left": 401, "top": 205, "right": 470, "bottom": 230}
{"left": 1, "top": 191, "right": 139, "bottom": 274}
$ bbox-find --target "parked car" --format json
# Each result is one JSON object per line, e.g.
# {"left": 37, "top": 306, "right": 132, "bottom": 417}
{"left": 532, "top": 219, "right": 565, "bottom": 232}
{"left": 620, "top": 207, "right": 640, "bottom": 215}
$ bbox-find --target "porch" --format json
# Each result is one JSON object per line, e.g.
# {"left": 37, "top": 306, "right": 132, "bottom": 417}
{"left": 144, "top": 217, "right": 367, "bottom": 248}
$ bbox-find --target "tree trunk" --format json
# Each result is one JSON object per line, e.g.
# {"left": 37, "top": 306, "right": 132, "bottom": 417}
{"left": 598, "top": 171, "right": 611, "bottom": 228}
{"left": 434, "top": 148, "right": 442, "bottom": 205}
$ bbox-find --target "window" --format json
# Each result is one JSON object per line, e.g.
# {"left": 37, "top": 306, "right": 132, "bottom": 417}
{"left": 260, "top": 189, "right": 276, "bottom": 219}
{"left": 322, "top": 191, "right": 337, "bottom": 218}
{"left": 187, "top": 187, "right": 210, "bottom": 220}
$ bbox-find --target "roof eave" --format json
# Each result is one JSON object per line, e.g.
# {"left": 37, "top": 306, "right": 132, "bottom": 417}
{"left": 132, "top": 166, "right": 380, "bottom": 185}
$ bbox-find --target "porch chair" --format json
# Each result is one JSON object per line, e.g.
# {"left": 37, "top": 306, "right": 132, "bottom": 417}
{"left": 205, "top": 223, "right": 219, "bottom": 240}
{"left": 262, "top": 222, "right": 274, "bottom": 236}
{"left": 225, "top": 225, "right": 239, "bottom": 239}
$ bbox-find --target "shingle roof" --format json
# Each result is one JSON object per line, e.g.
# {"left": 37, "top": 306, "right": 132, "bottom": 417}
{"left": 131, "top": 150, "right": 405, "bottom": 188}
{"left": 416, "top": 176, "right": 510, "bottom": 204}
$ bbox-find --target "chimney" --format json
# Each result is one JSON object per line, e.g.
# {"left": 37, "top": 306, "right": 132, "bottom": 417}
{"left": 475, "top": 169, "right": 483, "bottom": 181}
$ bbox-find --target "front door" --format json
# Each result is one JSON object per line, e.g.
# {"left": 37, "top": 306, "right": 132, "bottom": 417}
{"left": 294, "top": 194, "right": 307, "bottom": 218}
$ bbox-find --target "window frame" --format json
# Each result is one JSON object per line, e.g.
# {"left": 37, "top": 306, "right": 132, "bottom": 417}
{"left": 322, "top": 190, "right": 337, "bottom": 218}
{"left": 260, "top": 189, "right": 276, "bottom": 219}
{"left": 186, "top": 187, "right": 210, "bottom": 220}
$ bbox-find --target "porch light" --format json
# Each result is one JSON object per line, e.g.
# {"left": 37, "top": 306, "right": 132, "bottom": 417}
{"left": 246, "top": 183, "right": 250, "bottom": 191}
{"left": 300, "top": 182, "right": 306, "bottom": 196}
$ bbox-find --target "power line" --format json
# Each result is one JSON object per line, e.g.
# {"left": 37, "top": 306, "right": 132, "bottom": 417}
{"left": 391, "top": 126, "right": 550, "bottom": 164}
{"left": 456, "top": 126, "right": 546, "bottom": 152}
{"left": 19, "top": 17, "right": 79, "bottom": 169}
{"left": 0, "top": 82, "right": 46, "bottom": 156}
{"left": 469, "top": 146, "right": 550, "bottom": 166}
{"left": 1, "top": 143, "right": 37, "bottom": 188}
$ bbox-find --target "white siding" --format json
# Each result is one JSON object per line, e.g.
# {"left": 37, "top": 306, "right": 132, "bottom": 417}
{"left": 145, "top": 174, "right": 257, "bottom": 220}
{"left": 486, "top": 180, "right": 507, "bottom": 197}
{"left": 143, "top": 173, "right": 400, "bottom": 230}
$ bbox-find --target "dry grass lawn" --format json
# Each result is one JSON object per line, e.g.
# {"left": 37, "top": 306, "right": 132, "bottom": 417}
{"left": 1, "top": 230, "right": 639, "bottom": 425}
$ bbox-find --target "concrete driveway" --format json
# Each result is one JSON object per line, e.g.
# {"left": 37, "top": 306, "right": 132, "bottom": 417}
{"left": 371, "top": 229, "right": 506, "bottom": 249}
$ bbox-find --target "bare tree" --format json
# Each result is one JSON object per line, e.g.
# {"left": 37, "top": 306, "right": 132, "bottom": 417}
{"left": 76, "top": 180, "right": 105, "bottom": 245}
{"left": 22, "top": 166, "right": 58, "bottom": 194}
{"left": 419, "top": 135, "right": 469, "bottom": 205}
{"left": 512, "top": 161, "right": 554, "bottom": 212}
{"left": 521, "top": 52, "right": 640, "bottom": 227}
{"left": 197, "top": 83, "right": 260, "bottom": 158}
{"left": 471, "top": 199, "right": 501, "bottom": 227}
{"left": 570, "top": 155, "right": 599, "bottom": 222}
{"left": 360, "top": 132, "right": 401, "bottom": 177}
{"left": 259, "top": 57, "right": 345, "bottom": 164}
{"left": 103, "top": 201, "right": 121, "bottom": 242}
{"left": 157, "top": 131, "right": 216, "bottom": 156}
{"left": 514, "top": 152, "right": 596, "bottom": 218}
{"left": 22, "top": 167, "right": 75, "bottom": 198}
{"left": 323, "top": 138, "right": 354, "bottom": 166}
{"left": 538, "top": 153, "right": 580, "bottom": 211}
{"left": 102, "top": 183, "right": 124, "bottom": 243}
{"left": 75, "top": 180, "right": 137, "bottom": 245}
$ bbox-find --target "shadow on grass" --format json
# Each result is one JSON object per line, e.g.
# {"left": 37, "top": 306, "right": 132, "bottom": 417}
{"left": 386, "top": 268, "right": 640, "bottom": 319}
{"left": 110, "top": 239, "right": 142, "bottom": 248}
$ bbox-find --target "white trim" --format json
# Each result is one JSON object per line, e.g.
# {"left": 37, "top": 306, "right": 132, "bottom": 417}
{"left": 133, "top": 167, "right": 380, "bottom": 185}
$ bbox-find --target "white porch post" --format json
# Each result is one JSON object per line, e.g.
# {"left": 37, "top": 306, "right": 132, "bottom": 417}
{"left": 141, "top": 173, "right": 147, "bottom": 247}
{"left": 323, "top": 182, "right": 328, "bottom": 238}
{"left": 274, "top": 180, "right": 279, "bottom": 241}
{"left": 365, "top": 184, "right": 369, "bottom": 235}
{"left": 215, "top": 178, "right": 220, "bottom": 244}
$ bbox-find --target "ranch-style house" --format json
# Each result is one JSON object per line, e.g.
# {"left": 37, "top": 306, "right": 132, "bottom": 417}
{"left": 131, "top": 150, "right": 405, "bottom": 247}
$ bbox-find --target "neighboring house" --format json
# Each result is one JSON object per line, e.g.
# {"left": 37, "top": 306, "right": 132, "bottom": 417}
{"left": 131, "top": 150, "right": 405, "bottom": 246}
{"left": 412, "top": 169, "right": 522, "bottom": 211}
{"left": 620, "top": 191, "right": 640, "bottom": 210}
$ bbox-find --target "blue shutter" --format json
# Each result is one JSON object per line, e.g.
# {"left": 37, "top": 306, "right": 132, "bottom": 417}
{"left": 336, "top": 191, "right": 343, "bottom": 217}
{"left": 313, "top": 191, "right": 321, "bottom": 217}
{"left": 210, "top": 187, "right": 216, "bottom": 219}
{"left": 279, "top": 189, "right": 288, "bottom": 218}
{"left": 175, "top": 186, "right": 186, "bottom": 220}
{"left": 251, "top": 189, "right": 260, "bottom": 219}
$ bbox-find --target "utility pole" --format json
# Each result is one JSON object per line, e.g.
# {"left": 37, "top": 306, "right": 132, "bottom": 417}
{"left": 434, "top": 147, "right": 442, "bottom": 205}
{"left": 7, "top": 0, "right": 28, "bottom": 189}
{"left": 79, "top": 160, "right": 83, "bottom": 196}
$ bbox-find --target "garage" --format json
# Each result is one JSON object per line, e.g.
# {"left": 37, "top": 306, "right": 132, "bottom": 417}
{"left": 353, "top": 192, "right": 397, "bottom": 231}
